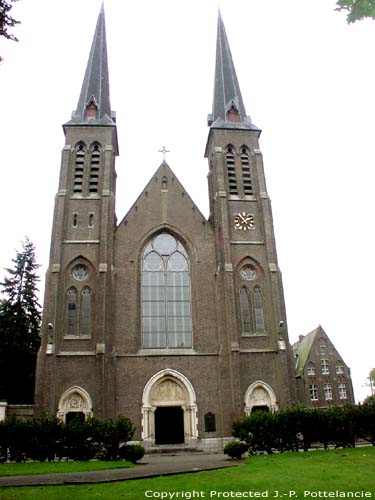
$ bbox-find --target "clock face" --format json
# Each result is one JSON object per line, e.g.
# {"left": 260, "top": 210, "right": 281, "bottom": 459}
{"left": 234, "top": 212, "right": 255, "bottom": 231}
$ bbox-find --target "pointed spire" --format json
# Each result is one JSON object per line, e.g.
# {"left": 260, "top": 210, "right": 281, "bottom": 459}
{"left": 208, "top": 11, "right": 259, "bottom": 131}
{"left": 69, "top": 4, "right": 114, "bottom": 125}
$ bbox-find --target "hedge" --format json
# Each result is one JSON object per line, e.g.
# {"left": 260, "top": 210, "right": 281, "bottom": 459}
{"left": 0, "top": 414, "right": 135, "bottom": 462}
{"left": 232, "top": 402, "right": 375, "bottom": 454}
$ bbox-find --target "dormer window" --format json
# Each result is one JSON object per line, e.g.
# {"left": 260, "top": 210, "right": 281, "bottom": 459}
{"left": 86, "top": 96, "right": 98, "bottom": 119}
{"left": 227, "top": 102, "right": 240, "bottom": 122}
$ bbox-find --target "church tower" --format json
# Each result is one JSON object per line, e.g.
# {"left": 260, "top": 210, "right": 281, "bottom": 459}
{"left": 35, "top": 6, "right": 118, "bottom": 419}
{"left": 205, "top": 12, "right": 296, "bottom": 413}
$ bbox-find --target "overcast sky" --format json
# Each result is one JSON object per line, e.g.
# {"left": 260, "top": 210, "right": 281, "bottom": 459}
{"left": 1, "top": 0, "right": 374, "bottom": 402}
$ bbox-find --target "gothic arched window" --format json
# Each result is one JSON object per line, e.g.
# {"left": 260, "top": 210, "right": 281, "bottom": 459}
{"left": 142, "top": 233, "right": 192, "bottom": 349}
{"left": 67, "top": 287, "right": 77, "bottom": 336}
{"left": 254, "top": 286, "right": 265, "bottom": 333}
{"left": 240, "top": 146, "right": 253, "bottom": 195}
{"left": 240, "top": 286, "right": 251, "bottom": 335}
{"left": 89, "top": 143, "right": 101, "bottom": 193}
{"left": 73, "top": 143, "right": 86, "bottom": 193}
{"left": 225, "top": 146, "right": 238, "bottom": 195}
{"left": 81, "top": 287, "right": 92, "bottom": 337}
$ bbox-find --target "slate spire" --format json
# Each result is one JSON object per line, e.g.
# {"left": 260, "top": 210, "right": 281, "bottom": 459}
{"left": 208, "top": 11, "right": 259, "bottom": 130}
{"left": 69, "top": 4, "right": 114, "bottom": 125}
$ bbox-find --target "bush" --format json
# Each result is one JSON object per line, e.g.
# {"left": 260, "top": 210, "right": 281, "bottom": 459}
{"left": 119, "top": 444, "right": 145, "bottom": 463}
{"left": 224, "top": 440, "right": 248, "bottom": 459}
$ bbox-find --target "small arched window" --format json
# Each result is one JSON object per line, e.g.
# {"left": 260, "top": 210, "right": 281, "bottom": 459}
{"left": 142, "top": 233, "right": 192, "bottom": 349}
{"left": 81, "top": 287, "right": 91, "bottom": 337}
{"left": 73, "top": 143, "right": 86, "bottom": 193}
{"left": 89, "top": 143, "right": 101, "bottom": 193}
{"left": 240, "top": 286, "right": 251, "bottom": 335}
{"left": 225, "top": 146, "right": 238, "bottom": 195}
{"left": 240, "top": 146, "right": 253, "bottom": 195}
{"left": 67, "top": 287, "right": 77, "bottom": 336}
{"left": 254, "top": 287, "right": 265, "bottom": 333}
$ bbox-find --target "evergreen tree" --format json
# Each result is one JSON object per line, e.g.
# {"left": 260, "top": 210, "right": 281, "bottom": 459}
{"left": 0, "top": 237, "right": 41, "bottom": 403}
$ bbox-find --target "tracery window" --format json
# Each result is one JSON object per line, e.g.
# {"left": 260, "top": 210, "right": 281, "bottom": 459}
{"left": 65, "top": 263, "right": 93, "bottom": 338}
{"left": 142, "top": 233, "right": 192, "bottom": 349}
{"left": 238, "top": 265, "right": 266, "bottom": 336}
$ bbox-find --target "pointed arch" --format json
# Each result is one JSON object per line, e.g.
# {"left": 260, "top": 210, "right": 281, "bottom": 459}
{"left": 73, "top": 142, "right": 87, "bottom": 193}
{"left": 225, "top": 144, "right": 238, "bottom": 195}
{"left": 254, "top": 286, "right": 265, "bottom": 332}
{"left": 240, "top": 145, "right": 253, "bottom": 195}
{"left": 141, "top": 369, "right": 198, "bottom": 446}
{"left": 57, "top": 386, "right": 93, "bottom": 422}
{"left": 141, "top": 232, "right": 192, "bottom": 349}
{"left": 244, "top": 381, "right": 278, "bottom": 414}
{"left": 66, "top": 287, "right": 77, "bottom": 336}
{"left": 89, "top": 142, "right": 101, "bottom": 193}
{"left": 64, "top": 257, "right": 95, "bottom": 338}
{"left": 239, "top": 286, "right": 251, "bottom": 335}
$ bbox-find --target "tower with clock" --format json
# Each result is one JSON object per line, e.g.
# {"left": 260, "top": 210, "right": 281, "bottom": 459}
{"left": 34, "top": 6, "right": 296, "bottom": 450}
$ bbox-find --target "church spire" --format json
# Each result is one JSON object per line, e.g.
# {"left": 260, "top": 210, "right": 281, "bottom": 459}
{"left": 69, "top": 4, "right": 114, "bottom": 125}
{"left": 208, "top": 11, "right": 259, "bottom": 130}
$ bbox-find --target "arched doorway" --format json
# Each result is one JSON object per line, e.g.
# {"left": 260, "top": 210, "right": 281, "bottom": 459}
{"left": 57, "top": 386, "right": 93, "bottom": 422}
{"left": 244, "top": 381, "right": 278, "bottom": 415}
{"left": 142, "top": 369, "right": 198, "bottom": 447}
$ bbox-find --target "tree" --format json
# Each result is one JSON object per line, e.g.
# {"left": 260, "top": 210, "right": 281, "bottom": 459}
{"left": 0, "top": 0, "right": 20, "bottom": 61}
{"left": 369, "top": 368, "right": 375, "bottom": 395}
{"left": 336, "top": 0, "right": 375, "bottom": 23}
{"left": 0, "top": 237, "right": 41, "bottom": 403}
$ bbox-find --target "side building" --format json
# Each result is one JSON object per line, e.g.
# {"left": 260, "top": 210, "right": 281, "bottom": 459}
{"left": 293, "top": 325, "right": 355, "bottom": 407}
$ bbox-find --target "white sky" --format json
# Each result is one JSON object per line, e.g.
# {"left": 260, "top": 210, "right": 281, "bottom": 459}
{"left": 1, "top": 0, "right": 374, "bottom": 403}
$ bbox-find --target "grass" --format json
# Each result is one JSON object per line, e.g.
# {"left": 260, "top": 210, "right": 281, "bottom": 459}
{"left": 0, "top": 448, "right": 374, "bottom": 500}
{"left": 0, "top": 460, "right": 132, "bottom": 477}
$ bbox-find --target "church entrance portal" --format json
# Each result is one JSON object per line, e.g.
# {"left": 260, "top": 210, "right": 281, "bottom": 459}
{"left": 142, "top": 369, "right": 198, "bottom": 447}
{"left": 155, "top": 406, "right": 184, "bottom": 445}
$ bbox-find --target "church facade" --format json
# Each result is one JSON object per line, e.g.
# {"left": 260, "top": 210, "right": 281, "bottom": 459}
{"left": 35, "top": 6, "right": 297, "bottom": 450}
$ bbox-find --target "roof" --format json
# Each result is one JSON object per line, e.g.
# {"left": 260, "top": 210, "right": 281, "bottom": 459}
{"left": 208, "top": 11, "right": 260, "bottom": 132}
{"left": 293, "top": 326, "right": 321, "bottom": 376}
{"left": 66, "top": 5, "right": 114, "bottom": 126}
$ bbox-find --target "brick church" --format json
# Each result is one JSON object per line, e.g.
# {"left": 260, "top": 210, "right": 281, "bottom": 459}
{"left": 34, "top": 5, "right": 298, "bottom": 450}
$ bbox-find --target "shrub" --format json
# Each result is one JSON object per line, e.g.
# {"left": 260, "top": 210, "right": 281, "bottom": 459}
{"left": 119, "top": 444, "right": 145, "bottom": 462}
{"left": 224, "top": 440, "right": 248, "bottom": 459}
{"left": 99, "top": 415, "right": 135, "bottom": 460}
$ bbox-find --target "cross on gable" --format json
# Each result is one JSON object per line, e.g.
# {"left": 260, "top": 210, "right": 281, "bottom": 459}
{"left": 158, "top": 146, "right": 170, "bottom": 161}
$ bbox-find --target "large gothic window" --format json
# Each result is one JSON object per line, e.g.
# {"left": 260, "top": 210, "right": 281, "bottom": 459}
{"left": 142, "top": 233, "right": 192, "bottom": 349}
{"left": 238, "top": 264, "right": 266, "bottom": 335}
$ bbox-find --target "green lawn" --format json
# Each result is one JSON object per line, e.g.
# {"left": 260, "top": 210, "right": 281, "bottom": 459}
{"left": 1, "top": 448, "right": 374, "bottom": 500}
{"left": 0, "top": 460, "right": 132, "bottom": 477}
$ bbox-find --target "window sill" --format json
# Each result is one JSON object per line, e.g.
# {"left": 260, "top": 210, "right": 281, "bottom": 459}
{"left": 63, "top": 335, "right": 92, "bottom": 340}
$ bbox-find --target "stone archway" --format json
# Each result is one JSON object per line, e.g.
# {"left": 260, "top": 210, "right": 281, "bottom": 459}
{"left": 142, "top": 369, "right": 198, "bottom": 447}
{"left": 244, "top": 381, "right": 278, "bottom": 415}
{"left": 57, "top": 386, "right": 93, "bottom": 422}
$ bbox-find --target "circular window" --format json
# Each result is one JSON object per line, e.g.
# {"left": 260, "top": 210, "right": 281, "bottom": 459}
{"left": 240, "top": 265, "right": 257, "bottom": 281}
{"left": 72, "top": 264, "right": 89, "bottom": 281}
